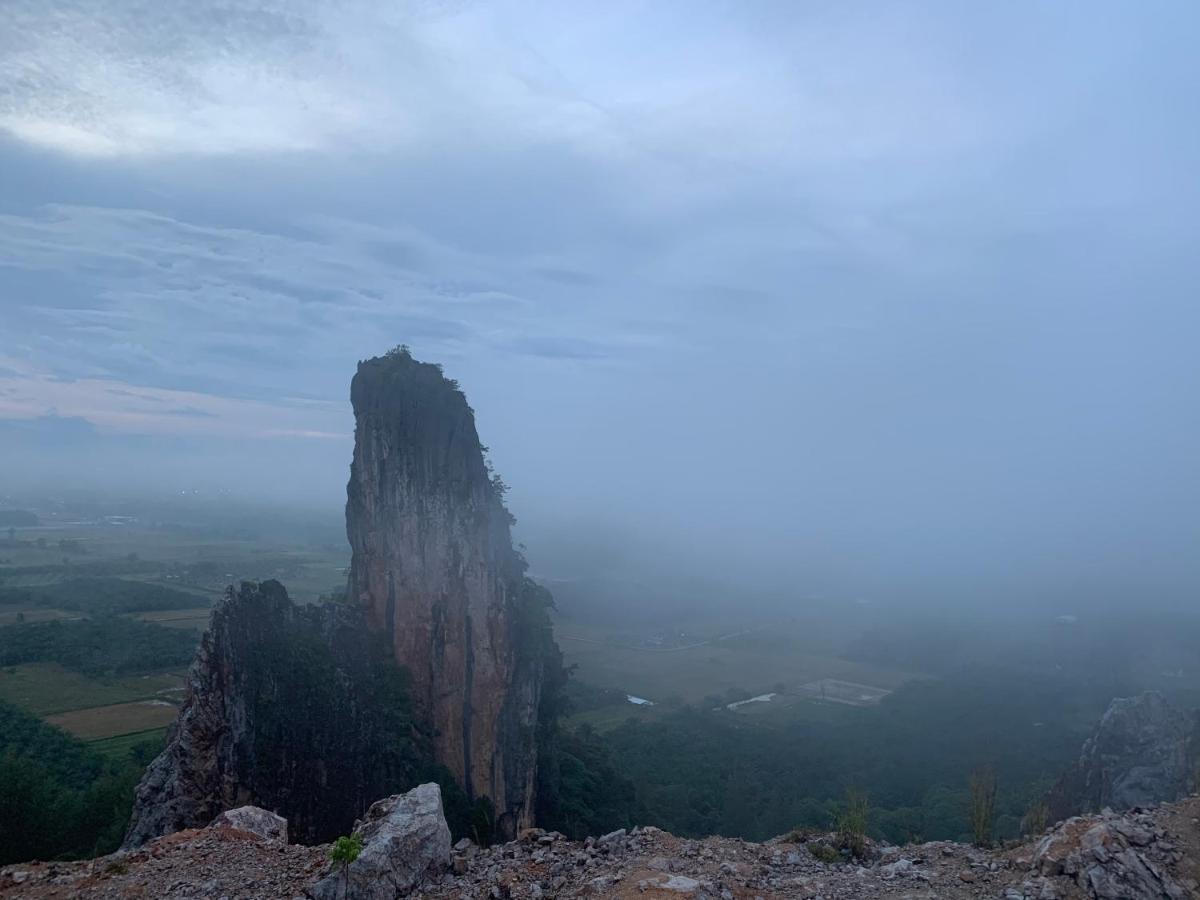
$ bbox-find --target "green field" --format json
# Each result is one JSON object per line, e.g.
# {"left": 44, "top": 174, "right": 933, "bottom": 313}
{"left": 47, "top": 700, "right": 180, "bottom": 740}
{"left": 132, "top": 607, "right": 213, "bottom": 629}
{"left": 0, "top": 663, "right": 185, "bottom": 716}
{"left": 89, "top": 727, "right": 169, "bottom": 759}
{"left": 0, "top": 507, "right": 347, "bottom": 749}
{"left": 0, "top": 607, "right": 79, "bottom": 625}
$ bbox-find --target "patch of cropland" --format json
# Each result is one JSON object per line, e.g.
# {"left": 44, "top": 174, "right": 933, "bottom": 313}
{"left": 0, "top": 663, "right": 183, "bottom": 716}
{"left": 0, "top": 504, "right": 358, "bottom": 837}
{"left": 47, "top": 700, "right": 180, "bottom": 741}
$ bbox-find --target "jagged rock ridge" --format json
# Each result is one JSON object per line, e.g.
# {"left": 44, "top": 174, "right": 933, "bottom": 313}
{"left": 345, "top": 348, "right": 547, "bottom": 838}
{"left": 1046, "top": 691, "right": 1199, "bottom": 824}
{"left": 10, "top": 794, "right": 1199, "bottom": 899}
{"left": 124, "top": 580, "right": 419, "bottom": 847}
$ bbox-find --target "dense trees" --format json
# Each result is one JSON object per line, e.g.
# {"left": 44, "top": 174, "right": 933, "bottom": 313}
{"left": 518, "top": 575, "right": 641, "bottom": 840}
{"left": 0, "top": 617, "right": 198, "bottom": 675}
{"left": 0, "top": 700, "right": 159, "bottom": 864}
{"left": 595, "top": 667, "right": 1109, "bottom": 844}
{"left": 0, "top": 577, "right": 204, "bottom": 616}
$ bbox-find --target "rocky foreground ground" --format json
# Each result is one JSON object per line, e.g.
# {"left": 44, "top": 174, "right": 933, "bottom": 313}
{"left": 3, "top": 794, "right": 1197, "bottom": 900}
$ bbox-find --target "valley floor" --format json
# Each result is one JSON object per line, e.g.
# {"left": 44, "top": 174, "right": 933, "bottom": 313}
{"left": 3, "top": 796, "right": 1197, "bottom": 900}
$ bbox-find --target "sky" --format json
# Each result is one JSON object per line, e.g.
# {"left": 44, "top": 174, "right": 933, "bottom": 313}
{"left": 1, "top": 1, "right": 1198, "bottom": 604}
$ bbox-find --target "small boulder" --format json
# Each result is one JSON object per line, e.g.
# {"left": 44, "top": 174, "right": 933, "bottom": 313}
{"left": 211, "top": 806, "right": 289, "bottom": 843}
{"left": 310, "top": 783, "right": 451, "bottom": 900}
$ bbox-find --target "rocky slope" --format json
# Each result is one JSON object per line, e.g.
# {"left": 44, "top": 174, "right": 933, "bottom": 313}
{"left": 1046, "top": 692, "right": 1199, "bottom": 824}
{"left": 346, "top": 348, "right": 546, "bottom": 837}
{"left": 124, "top": 580, "right": 419, "bottom": 847}
{"left": 6, "top": 792, "right": 1198, "bottom": 899}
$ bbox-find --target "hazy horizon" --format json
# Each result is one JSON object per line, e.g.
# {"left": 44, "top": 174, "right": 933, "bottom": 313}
{"left": 3, "top": 1, "right": 1199, "bottom": 609}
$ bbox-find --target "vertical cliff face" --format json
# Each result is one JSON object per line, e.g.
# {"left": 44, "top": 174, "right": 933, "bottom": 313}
{"left": 124, "top": 580, "right": 419, "bottom": 848}
{"left": 346, "top": 348, "right": 543, "bottom": 838}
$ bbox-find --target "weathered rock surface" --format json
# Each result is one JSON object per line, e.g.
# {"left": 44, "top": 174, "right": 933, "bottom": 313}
{"left": 7, "top": 796, "right": 1197, "bottom": 900}
{"left": 1, "top": 819, "right": 329, "bottom": 899}
{"left": 212, "top": 806, "right": 288, "bottom": 843}
{"left": 346, "top": 349, "right": 546, "bottom": 837}
{"left": 1046, "top": 692, "right": 1199, "bottom": 823}
{"left": 310, "top": 782, "right": 451, "bottom": 900}
{"left": 1028, "top": 806, "right": 1194, "bottom": 899}
{"left": 124, "top": 580, "right": 420, "bottom": 848}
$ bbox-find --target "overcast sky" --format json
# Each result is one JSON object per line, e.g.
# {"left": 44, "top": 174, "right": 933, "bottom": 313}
{"left": 1, "top": 1, "right": 1198, "bottom": 602}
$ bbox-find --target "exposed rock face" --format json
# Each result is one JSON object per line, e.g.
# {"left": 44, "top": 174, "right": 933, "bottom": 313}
{"left": 124, "top": 580, "right": 419, "bottom": 848}
{"left": 1046, "top": 692, "right": 1199, "bottom": 823}
{"left": 309, "top": 782, "right": 451, "bottom": 900}
{"left": 346, "top": 349, "right": 546, "bottom": 837}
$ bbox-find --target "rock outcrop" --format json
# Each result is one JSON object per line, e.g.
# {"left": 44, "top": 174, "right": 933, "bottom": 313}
{"left": 310, "top": 783, "right": 451, "bottom": 900}
{"left": 124, "top": 580, "right": 420, "bottom": 848}
{"left": 345, "top": 348, "right": 548, "bottom": 838}
{"left": 1046, "top": 692, "right": 1199, "bottom": 823}
{"left": 211, "top": 806, "right": 288, "bottom": 844}
{"left": 1028, "top": 806, "right": 1193, "bottom": 899}
{"left": 9, "top": 794, "right": 1199, "bottom": 900}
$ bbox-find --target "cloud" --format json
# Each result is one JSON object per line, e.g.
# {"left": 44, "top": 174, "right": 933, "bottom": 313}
{"left": 499, "top": 335, "right": 623, "bottom": 361}
{"left": 0, "top": 0, "right": 626, "bottom": 160}
{"left": 0, "top": 201, "right": 660, "bottom": 432}
{"left": 0, "top": 368, "right": 347, "bottom": 439}
{"left": 0, "top": 0, "right": 1027, "bottom": 173}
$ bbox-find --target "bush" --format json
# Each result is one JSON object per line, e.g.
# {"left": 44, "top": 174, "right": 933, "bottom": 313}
{"left": 835, "top": 787, "right": 869, "bottom": 859}
{"left": 969, "top": 767, "right": 997, "bottom": 847}
{"left": 329, "top": 833, "right": 363, "bottom": 866}
{"left": 1021, "top": 799, "right": 1049, "bottom": 836}
{"left": 809, "top": 842, "right": 841, "bottom": 863}
{"left": 329, "top": 832, "right": 364, "bottom": 892}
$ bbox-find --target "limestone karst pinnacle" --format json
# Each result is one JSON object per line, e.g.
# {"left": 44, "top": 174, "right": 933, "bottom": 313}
{"left": 123, "top": 349, "right": 550, "bottom": 847}
{"left": 345, "top": 347, "right": 545, "bottom": 837}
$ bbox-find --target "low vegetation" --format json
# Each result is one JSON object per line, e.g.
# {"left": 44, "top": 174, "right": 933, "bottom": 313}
{"left": 835, "top": 787, "right": 870, "bottom": 859}
{"left": 329, "top": 832, "right": 363, "bottom": 890}
{"left": 969, "top": 766, "right": 998, "bottom": 847}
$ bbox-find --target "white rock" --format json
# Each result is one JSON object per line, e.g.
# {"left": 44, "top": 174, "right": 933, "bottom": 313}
{"left": 309, "top": 783, "right": 451, "bottom": 900}
{"left": 211, "top": 806, "right": 288, "bottom": 843}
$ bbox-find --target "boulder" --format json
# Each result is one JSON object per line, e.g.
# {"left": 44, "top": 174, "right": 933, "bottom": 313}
{"left": 211, "top": 806, "right": 288, "bottom": 843}
{"left": 309, "top": 783, "right": 451, "bottom": 900}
